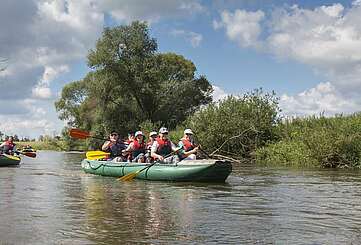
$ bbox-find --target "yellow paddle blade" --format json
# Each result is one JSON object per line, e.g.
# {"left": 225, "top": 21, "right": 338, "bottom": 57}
{"left": 4, "top": 154, "right": 21, "bottom": 161}
{"left": 119, "top": 171, "right": 140, "bottom": 181}
{"left": 86, "top": 151, "right": 110, "bottom": 160}
{"left": 87, "top": 155, "right": 108, "bottom": 160}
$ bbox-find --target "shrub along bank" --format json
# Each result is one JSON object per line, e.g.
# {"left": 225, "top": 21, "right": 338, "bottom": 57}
{"left": 180, "top": 91, "right": 361, "bottom": 169}
{"left": 185, "top": 89, "right": 281, "bottom": 162}
{"left": 255, "top": 114, "right": 361, "bottom": 169}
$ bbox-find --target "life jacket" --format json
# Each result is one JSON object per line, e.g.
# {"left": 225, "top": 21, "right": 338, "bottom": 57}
{"left": 132, "top": 140, "right": 146, "bottom": 158}
{"left": 181, "top": 138, "right": 194, "bottom": 151}
{"left": 156, "top": 137, "right": 172, "bottom": 156}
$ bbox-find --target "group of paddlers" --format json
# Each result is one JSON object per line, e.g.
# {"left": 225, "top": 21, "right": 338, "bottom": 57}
{"left": 101, "top": 127, "right": 200, "bottom": 163}
{"left": 0, "top": 136, "right": 35, "bottom": 156}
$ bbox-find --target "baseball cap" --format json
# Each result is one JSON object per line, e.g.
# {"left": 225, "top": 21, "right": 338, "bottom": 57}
{"left": 149, "top": 131, "right": 157, "bottom": 137}
{"left": 159, "top": 127, "right": 168, "bottom": 134}
{"left": 135, "top": 131, "right": 144, "bottom": 137}
{"left": 184, "top": 129, "right": 193, "bottom": 135}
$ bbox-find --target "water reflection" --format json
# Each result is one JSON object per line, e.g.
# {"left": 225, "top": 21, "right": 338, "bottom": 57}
{"left": 1, "top": 152, "right": 361, "bottom": 244}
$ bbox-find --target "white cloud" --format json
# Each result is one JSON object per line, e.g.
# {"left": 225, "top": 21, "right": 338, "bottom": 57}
{"left": 171, "top": 29, "right": 203, "bottom": 47}
{"left": 42, "top": 65, "right": 70, "bottom": 84}
{"left": 0, "top": 98, "right": 61, "bottom": 138}
{"left": 99, "top": 0, "right": 204, "bottom": 23}
{"left": 213, "top": 9, "right": 265, "bottom": 48}
{"left": 32, "top": 86, "right": 52, "bottom": 99}
{"left": 0, "top": 117, "right": 55, "bottom": 138}
{"left": 212, "top": 85, "right": 228, "bottom": 101}
{"left": 0, "top": 0, "right": 104, "bottom": 100}
{"left": 215, "top": 2, "right": 361, "bottom": 116}
{"left": 0, "top": 0, "right": 102, "bottom": 137}
{"left": 0, "top": 0, "right": 208, "bottom": 137}
{"left": 280, "top": 82, "right": 360, "bottom": 116}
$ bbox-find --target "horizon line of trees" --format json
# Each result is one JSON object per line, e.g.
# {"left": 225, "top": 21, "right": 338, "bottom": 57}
{"left": 0, "top": 131, "right": 63, "bottom": 142}
{"left": 54, "top": 21, "right": 361, "bottom": 169}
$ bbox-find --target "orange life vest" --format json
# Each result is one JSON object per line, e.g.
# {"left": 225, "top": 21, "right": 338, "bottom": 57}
{"left": 181, "top": 138, "right": 194, "bottom": 151}
{"left": 132, "top": 140, "right": 146, "bottom": 158}
{"left": 156, "top": 137, "right": 172, "bottom": 156}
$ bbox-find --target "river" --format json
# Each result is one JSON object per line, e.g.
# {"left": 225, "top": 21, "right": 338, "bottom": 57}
{"left": 1, "top": 151, "right": 361, "bottom": 244}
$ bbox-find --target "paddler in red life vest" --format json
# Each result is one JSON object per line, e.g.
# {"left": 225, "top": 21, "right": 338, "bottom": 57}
{"left": 0, "top": 136, "right": 17, "bottom": 155}
{"left": 125, "top": 132, "right": 135, "bottom": 147}
{"left": 123, "top": 131, "right": 146, "bottom": 163}
{"left": 178, "top": 129, "right": 199, "bottom": 160}
{"left": 151, "top": 127, "right": 179, "bottom": 164}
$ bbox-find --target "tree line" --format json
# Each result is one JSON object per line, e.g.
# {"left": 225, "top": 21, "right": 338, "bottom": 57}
{"left": 56, "top": 21, "right": 361, "bottom": 169}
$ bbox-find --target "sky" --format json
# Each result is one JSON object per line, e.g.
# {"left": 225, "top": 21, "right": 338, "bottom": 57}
{"left": 1, "top": 0, "right": 361, "bottom": 138}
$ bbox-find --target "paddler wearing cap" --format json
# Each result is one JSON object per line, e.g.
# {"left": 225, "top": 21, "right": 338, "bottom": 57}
{"left": 178, "top": 129, "right": 199, "bottom": 160}
{"left": 151, "top": 127, "right": 179, "bottom": 163}
{"left": 145, "top": 131, "right": 158, "bottom": 162}
{"left": 123, "top": 130, "right": 147, "bottom": 163}
{"left": 101, "top": 130, "right": 127, "bottom": 159}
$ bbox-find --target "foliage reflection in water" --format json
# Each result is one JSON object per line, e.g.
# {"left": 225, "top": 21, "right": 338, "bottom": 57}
{"left": 0, "top": 152, "right": 361, "bottom": 244}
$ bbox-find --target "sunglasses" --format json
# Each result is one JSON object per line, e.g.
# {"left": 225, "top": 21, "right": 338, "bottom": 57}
{"left": 186, "top": 133, "right": 193, "bottom": 136}
{"left": 111, "top": 133, "right": 118, "bottom": 136}
{"left": 162, "top": 132, "right": 168, "bottom": 135}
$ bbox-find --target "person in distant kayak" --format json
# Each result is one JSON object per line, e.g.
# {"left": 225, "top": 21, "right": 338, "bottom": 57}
{"left": 21, "top": 145, "right": 35, "bottom": 152}
{"left": 123, "top": 131, "right": 146, "bottom": 163}
{"left": 151, "top": 127, "right": 179, "bottom": 163}
{"left": 102, "top": 131, "right": 126, "bottom": 160}
{"left": 178, "top": 129, "right": 199, "bottom": 160}
{"left": 0, "top": 136, "right": 16, "bottom": 155}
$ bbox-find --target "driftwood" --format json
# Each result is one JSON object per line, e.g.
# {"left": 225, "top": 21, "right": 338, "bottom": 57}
{"left": 210, "top": 154, "right": 243, "bottom": 164}
{"left": 210, "top": 127, "right": 258, "bottom": 156}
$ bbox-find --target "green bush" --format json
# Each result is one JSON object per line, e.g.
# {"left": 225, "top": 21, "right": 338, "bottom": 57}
{"left": 187, "top": 89, "right": 280, "bottom": 160}
{"left": 255, "top": 140, "right": 317, "bottom": 167}
{"left": 256, "top": 113, "right": 361, "bottom": 168}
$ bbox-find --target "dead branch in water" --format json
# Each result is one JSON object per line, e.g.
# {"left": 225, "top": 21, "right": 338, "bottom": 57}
{"left": 210, "top": 127, "right": 259, "bottom": 156}
{"left": 210, "top": 154, "right": 244, "bottom": 164}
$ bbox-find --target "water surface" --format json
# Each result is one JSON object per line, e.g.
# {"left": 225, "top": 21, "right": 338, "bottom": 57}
{"left": 1, "top": 151, "right": 361, "bottom": 244}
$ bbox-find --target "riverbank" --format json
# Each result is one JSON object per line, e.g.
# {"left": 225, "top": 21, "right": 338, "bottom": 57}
{"left": 48, "top": 92, "right": 361, "bottom": 169}
{"left": 15, "top": 140, "right": 86, "bottom": 151}
{"left": 255, "top": 113, "right": 361, "bottom": 169}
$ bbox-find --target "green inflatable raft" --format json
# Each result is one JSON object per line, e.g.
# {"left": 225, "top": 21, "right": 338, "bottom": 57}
{"left": 81, "top": 159, "right": 232, "bottom": 182}
{"left": 0, "top": 154, "right": 21, "bottom": 167}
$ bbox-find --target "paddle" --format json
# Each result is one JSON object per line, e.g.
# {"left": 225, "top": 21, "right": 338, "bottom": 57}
{"left": 86, "top": 150, "right": 110, "bottom": 160}
{"left": 69, "top": 128, "right": 108, "bottom": 141}
{"left": 191, "top": 132, "right": 212, "bottom": 159}
{"left": 119, "top": 148, "right": 181, "bottom": 181}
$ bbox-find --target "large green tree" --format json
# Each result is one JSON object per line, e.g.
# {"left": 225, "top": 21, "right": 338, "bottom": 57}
{"left": 56, "top": 21, "right": 212, "bottom": 138}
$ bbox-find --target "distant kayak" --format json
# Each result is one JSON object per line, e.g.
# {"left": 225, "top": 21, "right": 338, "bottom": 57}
{"left": 81, "top": 159, "right": 232, "bottom": 182}
{"left": 0, "top": 154, "right": 21, "bottom": 167}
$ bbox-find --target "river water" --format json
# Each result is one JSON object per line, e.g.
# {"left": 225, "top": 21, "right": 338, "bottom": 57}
{"left": 1, "top": 151, "right": 361, "bottom": 244}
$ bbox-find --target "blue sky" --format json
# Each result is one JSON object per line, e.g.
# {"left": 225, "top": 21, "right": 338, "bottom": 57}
{"left": 1, "top": 0, "right": 361, "bottom": 138}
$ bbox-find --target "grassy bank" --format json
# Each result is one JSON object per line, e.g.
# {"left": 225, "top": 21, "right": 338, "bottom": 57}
{"left": 255, "top": 113, "right": 361, "bottom": 169}
{"left": 15, "top": 140, "right": 87, "bottom": 151}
